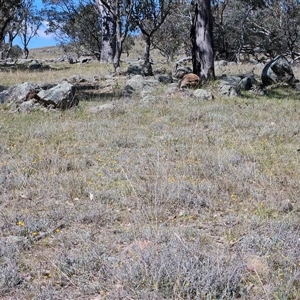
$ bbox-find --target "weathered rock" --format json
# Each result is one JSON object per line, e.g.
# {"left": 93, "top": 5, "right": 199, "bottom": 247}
{"left": 123, "top": 85, "right": 135, "bottom": 98}
{"left": 215, "top": 60, "right": 228, "bottom": 68}
{"left": 68, "top": 75, "right": 88, "bottom": 83}
{"left": 153, "top": 66, "right": 166, "bottom": 75}
{"left": 249, "top": 58, "right": 258, "bottom": 64}
{"left": 179, "top": 73, "right": 201, "bottom": 89}
{"left": 126, "top": 75, "right": 157, "bottom": 91}
{"left": 37, "top": 81, "right": 78, "bottom": 109}
{"left": 193, "top": 89, "right": 214, "bottom": 100}
{"left": 218, "top": 76, "right": 241, "bottom": 97}
{"left": 79, "top": 56, "right": 93, "bottom": 63}
{"left": 238, "top": 77, "right": 252, "bottom": 90}
{"left": 28, "top": 61, "right": 43, "bottom": 70}
{"left": 127, "top": 65, "right": 143, "bottom": 75}
{"left": 261, "top": 55, "right": 295, "bottom": 86}
{"left": 157, "top": 74, "right": 173, "bottom": 84}
{"left": 0, "top": 82, "right": 39, "bottom": 104}
{"left": 14, "top": 59, "right": 50, "bottom": 70}
{"left": 15, "top": 58, "right": 35, "bottom": 65}
{"left": 19, "top": 99, "right": 39, "bottom": 113}
{"left": 88, "top": 103, "right": 115, "bottom": 113}
{"left": 126, "top": 75, "right": 144, "bottom": 90}
{"left": 173, "top": 65, "right": 192, "bottom": 79}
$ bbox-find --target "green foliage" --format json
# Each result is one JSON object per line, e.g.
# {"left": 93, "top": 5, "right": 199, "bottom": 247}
{"left": 9, "top": 45, "right": 23, "bottom": 59}
{"left": 212, "top": 0, "right": 300, "bottom": 61}
{"left": 42, "top": 0, "right": 102, "bottom": 57}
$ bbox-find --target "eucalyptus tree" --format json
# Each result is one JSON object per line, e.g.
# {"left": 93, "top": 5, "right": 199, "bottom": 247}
{"left": 151, "top": 0, "right": 192, "bottom": 60}
{"left": 94, "top": 0, "right": 133, "bottom": 70}
{"left": 42, "top": 0, "right": 102, "bottom": 57}
{"left": 252, "top": 0, "right": 300, "bottom": 59}
{"left": 18, "top": 0, "right": 43, "bottom": 58}
{"left": 0, "top": 0, "right": 22, "bottom": 58}
{"left": 131, "top": 0, "right": 174, "bottom": 75}
{"left": 191, "top": 0, "right": 214, "bottom": 81}
{"left": 211, "top": 0, "right": 300, "bottom": 61}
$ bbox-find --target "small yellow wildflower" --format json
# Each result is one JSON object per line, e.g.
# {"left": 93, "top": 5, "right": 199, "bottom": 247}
{"left": 17, "top": 221, "right": 25, "bottom": 226}
{"left": 33, "top": 232, "right": 38, "bottom": 236}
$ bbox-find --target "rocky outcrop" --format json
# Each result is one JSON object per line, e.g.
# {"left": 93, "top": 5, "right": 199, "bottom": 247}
{"left": 0, "top": 81, "right": 78, "bottom": 111}
{"left": 261, "top": 55, "right": 295, "bottom": 86}
{"left": 193, "top": 89, "right": 214, "bottom": 100}
{"left": 37, "top": 81, "right": 78, "bottom": 109}
{"left": 218, "top": 76, "right": 241, "bottom": 97}
{"left": 173, "top": 57, "right": 193, "bottom": 79}
{"left": 0, "top": 82, "right": 39, "bottom": 105}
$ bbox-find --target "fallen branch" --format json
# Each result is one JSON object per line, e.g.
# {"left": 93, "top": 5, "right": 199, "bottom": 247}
{"left": 33, "top": 223, "right": 65, "bottom": 242}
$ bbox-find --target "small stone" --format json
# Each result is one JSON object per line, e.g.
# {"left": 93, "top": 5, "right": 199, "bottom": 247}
{"left": 282, "top": 200, "right": 293, "bottom": 213}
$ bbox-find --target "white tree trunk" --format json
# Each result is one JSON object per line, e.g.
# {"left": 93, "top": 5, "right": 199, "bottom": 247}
{"left": 191, "top": 0, "right": 215, "bottom": 81}
{"left": 95, "top": 0, "right": 116, "bottom": 63}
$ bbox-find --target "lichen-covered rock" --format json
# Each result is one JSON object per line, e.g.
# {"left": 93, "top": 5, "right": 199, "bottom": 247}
{"left": 193, "top": 89, "right": 214, "bottom": 100}
{"left": 261, "top": 55, "right": 295, "bottom": 86}
{"left": 0, "top": 82, "right": 39, "bottom": 104}
{"left": 37, "top": 81, "right": 78, "bottom": 109}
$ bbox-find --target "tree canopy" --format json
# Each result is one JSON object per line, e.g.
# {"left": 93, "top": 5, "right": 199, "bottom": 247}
{"left": 1, "top": 0, "right": 300, "bottom": 64}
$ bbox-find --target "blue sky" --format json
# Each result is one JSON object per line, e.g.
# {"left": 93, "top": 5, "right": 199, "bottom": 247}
{"left": 15, "top": 0, "right": 58, "bottom": 49}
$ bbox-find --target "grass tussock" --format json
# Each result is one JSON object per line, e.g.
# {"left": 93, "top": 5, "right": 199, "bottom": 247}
{"left": 0, "top": 57, "right": 300, "bottom": 299}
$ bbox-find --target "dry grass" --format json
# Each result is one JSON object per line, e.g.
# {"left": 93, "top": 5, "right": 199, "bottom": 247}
{"left": 0, "top": 48, "right": 300, "bottom": 299}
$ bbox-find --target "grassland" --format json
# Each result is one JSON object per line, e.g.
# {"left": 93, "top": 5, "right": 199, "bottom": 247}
{"left": 0, "top": 50, "right": 300, "bottom": 299}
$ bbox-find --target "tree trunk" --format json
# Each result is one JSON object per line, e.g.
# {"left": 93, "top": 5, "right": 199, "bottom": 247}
{"left": 143, "top": 34, "right": 153, "bottom": 76}
{"left": 113, "top": 18, "right": 122, "bottom": 71}
{"left": 191, "top": 0, "right": 215, "bottom": 81}
{"left": 95, "top": 0, "right": 116, "bottom": 63}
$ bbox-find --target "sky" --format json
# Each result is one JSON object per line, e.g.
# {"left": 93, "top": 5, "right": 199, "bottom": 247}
{"left": 15, "top": 0, "right": 58, "bottom": 49}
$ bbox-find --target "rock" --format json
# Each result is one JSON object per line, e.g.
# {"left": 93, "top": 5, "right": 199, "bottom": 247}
{"left": 28, "top": 61, "right": 43, "bottom": 70}
{"left": 173, "top": 65, "right": 192, "bottom": 79}
{"left": 179, "top": 73, "right": 201, "bottom": 89}
{"left": 123, "top": 85, "right": 135, "bottom": 98}
{"left": 157, "top": 74, "right": 173, "bottom": 84}
{"left": 175, "top": 57, "right": 192, "bottom": 65}
{"left": 238, "top": 77, "right": 252, "bottom": 90}
{"left": 88, "top": 103, "right": 115, "bottom": 113}
{"left": 19, "top": 99, "right": 39, "bottom": 113}
{"left": 193, "top": 89, "right": 214, "bottom": 100}
{"left": 126, "top": 75, "right": 144, "bottom": 89}
{"left": 126, "top": 75, "right": 157, "bottom": 91}
{"left": 215, "top": 60, "right": 228, "bottom": 68}
{"left": 68, "top": 75, "right": 87, "bottom": 83}
{"left": 15, "top": 58, "right": 34, "bottom": 65}
{"left": 218, "top": 76, "right": 241, "bottom": 97}
{"left": 79, "top": 56, "right": 93, "bottom": 63}
{"left": 281, "top": 199, "right": 293, "bottom": 213}
{"left": 127, "top": 64, "right": 143, "bottom": 75}
{"left": 249, "top": 58, "right": 258, "bottom": 64}
{"left": 0, "top": 82, "right": 39, "bottom": 104}
{"left": 14, "top": 59, "right": 50, "bottom": 70}
{"left": 261, "top": 55, "right": 295, "bottom": 86}
{"left": 219, "top": 82, "right": 241, "bottom": 97}
{"left": 37, "top": 81, "right": 78, "bottom": 109}
{"left": 153, "top": 66, "right": 166, "bottom": 75}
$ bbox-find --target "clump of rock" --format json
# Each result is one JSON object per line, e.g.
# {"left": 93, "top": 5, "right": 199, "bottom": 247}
{"left": 0, "top": 81, "right": 78, "bottom": 112}
{"left": 261, "top": 55, "right": 296, "bottom": 86}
